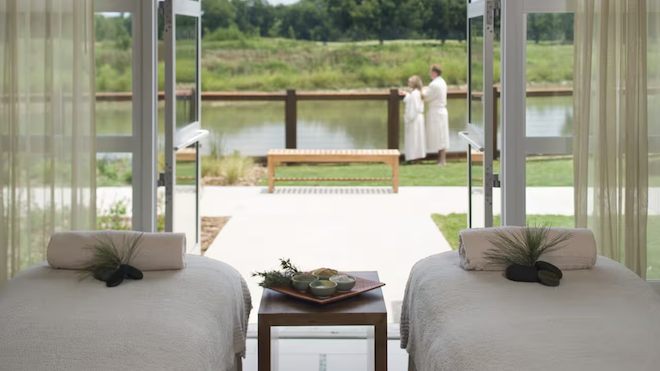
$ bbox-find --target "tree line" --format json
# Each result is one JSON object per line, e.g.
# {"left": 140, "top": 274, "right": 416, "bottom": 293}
{"left": 96, "top": 0, "right": 575, "bottom": 47}
{"left": 203, "top": 0, "right": 467, "bottom": 43}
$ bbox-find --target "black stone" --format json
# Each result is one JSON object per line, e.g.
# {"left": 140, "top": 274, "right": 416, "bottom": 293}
{"left": 123, "top": 264, "right": 143, "bottom": 280}
{"left": 106, "top": 265, "right": 128, "bottom": 288}
{"left": 93, "top": 269, "right": 116, "bottom": 282}
{"left": 538, "top": 270, "right": 561, "bottom": 287}
{"left": 535, "top": 261, "right": 563, "bottom": 279}
{"left": 505, "top": 264, "right": 539, "bottom": 282}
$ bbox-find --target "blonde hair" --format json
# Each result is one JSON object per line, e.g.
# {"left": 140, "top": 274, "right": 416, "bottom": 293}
{"left": 409, "top": 75, "right": 424, "bottom": 99}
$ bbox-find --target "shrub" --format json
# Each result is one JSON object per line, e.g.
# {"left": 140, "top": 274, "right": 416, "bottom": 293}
{"left": 205, "top": 26, "right": 249, "bottom": 42}
{"left": 97, "top": 199, "right": 131, "bottom": 230}
{"left": 201, "top": 151, "right": 254, "bottom": 185}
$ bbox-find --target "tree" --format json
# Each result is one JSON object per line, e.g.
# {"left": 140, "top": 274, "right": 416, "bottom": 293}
{"left": 560, "top": 13, "right": 574, "bottom": 42}
{"left": 279, "top": 0, "right": 330, "bottom": 41}
{"left": 202, "top": 0, "right": 236, "bottom": 33}
{"left": 527, "top": 14, "right": 551, "bottom": 44}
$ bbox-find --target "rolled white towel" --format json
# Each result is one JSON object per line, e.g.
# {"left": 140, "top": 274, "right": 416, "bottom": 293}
{"left": 458, "top": 227, "right": 597, "bottom": 271}
{"left": 47, "top": 230, "right": 187, "bottom": 271}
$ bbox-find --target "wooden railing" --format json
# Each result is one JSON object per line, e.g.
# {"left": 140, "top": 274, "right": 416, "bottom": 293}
{"left": 95, "top": 88, "right": 580, "bottom": 157}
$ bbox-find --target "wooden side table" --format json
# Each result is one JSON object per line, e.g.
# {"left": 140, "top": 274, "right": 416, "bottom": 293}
{"left": 258, "top": 271, "right": 388, "bottom": 371}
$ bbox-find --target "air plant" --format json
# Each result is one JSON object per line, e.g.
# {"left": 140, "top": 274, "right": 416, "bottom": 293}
{"left": 252, "top": 258, "right": 300, "bottom": 288}
{"left": 483, "top": 223, "right": 572, "bottom": 286}
{"left": 78, "top": 232, "right": 145, "bottom": 287}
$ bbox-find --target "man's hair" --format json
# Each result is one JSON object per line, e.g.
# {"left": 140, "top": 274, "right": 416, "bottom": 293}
{"left": 430, "top": 64, "right": 442, "bottom": 76}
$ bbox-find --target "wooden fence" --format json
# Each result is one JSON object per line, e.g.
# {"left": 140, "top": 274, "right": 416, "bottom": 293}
{"left": 96, "top": 88, "right": 576, "bottom": 158}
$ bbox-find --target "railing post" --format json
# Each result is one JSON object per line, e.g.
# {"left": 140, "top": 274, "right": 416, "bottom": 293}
{"left": 285, "top": 89, "right": 297, "bottom": 149}
{"left": 387, "top": 89, "right": 400, "bottom": 150}
{"left": 493, "top": 86, "right": 499, "bottom": 160}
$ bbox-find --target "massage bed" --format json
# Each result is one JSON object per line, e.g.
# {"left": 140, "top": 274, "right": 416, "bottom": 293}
{"left": 401, "top": 251, "right": 660, "bottom": 371}
{"left": 0, "top": 253, "right": 252, "bottom": 371}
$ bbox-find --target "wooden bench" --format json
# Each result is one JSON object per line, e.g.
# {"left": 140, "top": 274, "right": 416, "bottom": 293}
{"left": 267, "top": 149, "right": 401, "bottom": 193}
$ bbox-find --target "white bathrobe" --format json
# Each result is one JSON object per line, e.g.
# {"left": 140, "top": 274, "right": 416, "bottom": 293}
{"left": 403, "top": 90, "right": 426, "bottom": 161}
{"left": 423, "top": 76, "right": 449, "bottom": 152}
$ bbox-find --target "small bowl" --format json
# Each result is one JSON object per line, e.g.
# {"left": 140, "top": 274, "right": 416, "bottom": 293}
{"left": 291, "top": 274, "right": 317, "bottom": 292}
{"left": 309, "top": 280, "right": 337, "bottom": 298}
{"left": 329, "top": 275, "right": 356, "bottom": 292}
{"left": 312, "top": 268, "right": 339, "bottom": 280}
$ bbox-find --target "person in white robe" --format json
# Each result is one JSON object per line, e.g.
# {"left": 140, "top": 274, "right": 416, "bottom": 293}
{"left": 422, "top": 64, "right": 450, "bottom": 165}
{"left": 401, "top": 76, "right": 426, "bottom": 162}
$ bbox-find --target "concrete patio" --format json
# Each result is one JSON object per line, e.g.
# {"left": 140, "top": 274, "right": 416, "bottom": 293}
{"left": 200, "top": 186, "right": 574, "bottom": 323}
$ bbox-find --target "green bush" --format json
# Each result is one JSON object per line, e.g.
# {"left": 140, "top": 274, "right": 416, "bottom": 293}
{"left": 97, "top": 199, "right": 131, "bottom": 230}
{"left": 205, "top": 26, "right": 250, "bottom": 42}
{"left": 97, "top": 158, "right": 132, "bottom": 187}
{"left": 201, "top": 152, "right": 254, "bottom": 185}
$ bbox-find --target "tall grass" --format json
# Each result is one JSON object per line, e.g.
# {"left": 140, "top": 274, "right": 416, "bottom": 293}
{"left": 201, "top": 152, "right": 254, "bottom": 185}
{"left": 97, "top": 38, "right": 574, "bottom": 92}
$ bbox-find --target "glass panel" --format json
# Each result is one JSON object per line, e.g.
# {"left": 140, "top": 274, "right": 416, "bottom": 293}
{"left": 469, "top": 16, "right": 485, "bottom": 133}
{"left": 469, "top": 148, "right": 485, "bottom": 228}
{"left": 95, "top": 12, "right": 133, "bottom": 135}
{"left": 175, "top": 14, "right": 199, "bottom": 136}
{"left": 174, "top": 143, "right": 199, "bottom": 249}
{"left": 524, "top": 14, "right": 575, "bottom": 229}
{"left": 97, "top": 153, "right": 133, "bottom": 230}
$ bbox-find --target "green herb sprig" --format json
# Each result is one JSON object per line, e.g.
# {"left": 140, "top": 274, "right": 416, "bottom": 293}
{"left": 252, "top": 258, "right": 300, "bottom": 288}
{"left": 483, "top": 223, "right": 572, "bottom": 267}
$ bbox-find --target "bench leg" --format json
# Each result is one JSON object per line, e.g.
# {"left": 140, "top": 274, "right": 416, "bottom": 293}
{"left": 268, "top": 160, "right": 275, "bottom": 193}
{"left": 392, "top": 158, "right": 399, "bottom": 194}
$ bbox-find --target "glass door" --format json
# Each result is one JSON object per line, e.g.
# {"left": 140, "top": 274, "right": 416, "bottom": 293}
{"left": 461, "top": 0, "right": 497, "bottom": 228}
{"left": 163, "top": 0, "right": 208, "bottom": 254}
{"left": 94, "top": 0, "right": 158, "bottom": 232}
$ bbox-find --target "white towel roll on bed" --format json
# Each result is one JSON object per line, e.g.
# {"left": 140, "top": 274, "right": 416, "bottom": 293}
{"left": 47, "top": 230, "right": 187, "bottom": 271}
{"left": 458, "top": 227, "right": 597, "bottom": 271}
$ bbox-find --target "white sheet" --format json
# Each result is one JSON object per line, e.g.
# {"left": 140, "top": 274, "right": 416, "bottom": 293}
{"left": 401, "top": 251, "right": 660, "bottom": 371}
{"left": 0, "top": 255, "right": 252, "bottom": 371}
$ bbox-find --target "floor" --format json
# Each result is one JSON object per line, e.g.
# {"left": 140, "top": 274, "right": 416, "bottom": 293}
{"left": 242, "top": 338, "right": 408, "bottom": 371}
{"left": 203, "top": 187, "right": 453, "bottom": 323}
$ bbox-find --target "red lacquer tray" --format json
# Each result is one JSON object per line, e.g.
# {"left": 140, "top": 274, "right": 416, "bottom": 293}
{"left": 267, "top": 274, "right": 385, "bottom": 304}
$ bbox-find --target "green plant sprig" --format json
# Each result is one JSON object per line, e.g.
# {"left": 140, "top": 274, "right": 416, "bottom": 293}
{"left": 252, "top": 258, "right": 300, "bottom": 288}
{"left": 78, "top": 232, "right": 145, "bottom": 281}
{"left": 483, "top": 223, "right": 573, "bottom": 267}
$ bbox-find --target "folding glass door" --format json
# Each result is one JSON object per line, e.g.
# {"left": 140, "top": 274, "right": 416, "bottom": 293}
{"left": 94, "top": 0, "right": 158, "bottom": 232}
{"left": 462, "top": 0, "right": 497, "bottom": 228}
{"left": 163, "top": 0, "right": 208, "bottom": 254}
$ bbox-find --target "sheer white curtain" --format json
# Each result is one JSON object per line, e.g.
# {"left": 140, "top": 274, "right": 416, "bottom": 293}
{"left": 574, "top": 0, "right": 655, "bottom": 278}
{"left": 0, "top": 0, "right": 96, "bottom": 285}
{"left": 647, "top": 3, "right": 660, "bottom": 279}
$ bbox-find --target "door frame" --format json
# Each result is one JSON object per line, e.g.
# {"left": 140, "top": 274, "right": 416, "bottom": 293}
{"left": 465, "top": 0, "right": 496, "bottom": 228}
{"left": 94, "top": 0, "right": 158, "bottom": 232}
{"left": 163, "top": 0, "right": 205, "bottom": 251}
{"left": 500, "top": 0, "right": 575, "bottom": 227}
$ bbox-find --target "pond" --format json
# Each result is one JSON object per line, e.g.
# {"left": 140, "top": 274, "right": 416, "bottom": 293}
{"left": 96, "top": 95, "right": 574, "bottom": 156}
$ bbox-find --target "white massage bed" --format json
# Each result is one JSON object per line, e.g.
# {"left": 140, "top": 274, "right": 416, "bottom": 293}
{"left": 401, "top": 251, "right": 660, "bottom": 371}
{"left": 0, "top": 255, "right": 252, "bottom": 371}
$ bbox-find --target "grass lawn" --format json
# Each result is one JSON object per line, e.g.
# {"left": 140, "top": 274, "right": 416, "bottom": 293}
{"left": 256, "top": 157, "right": 573, "bottom": 187}
{"left": 102, "top": 156, "right": 580, "bottom": 188}
{"left": 431, "top": 213, "right": 576, "bottom": 250}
